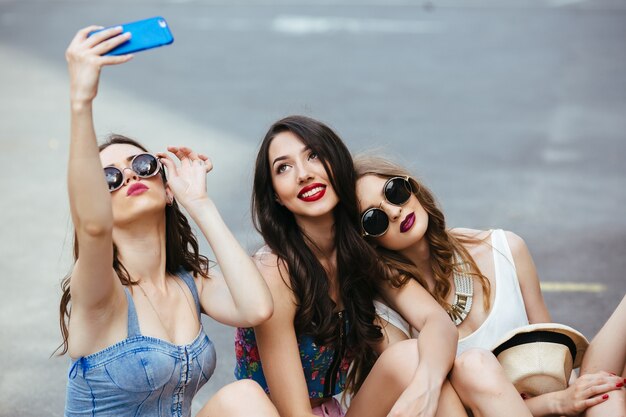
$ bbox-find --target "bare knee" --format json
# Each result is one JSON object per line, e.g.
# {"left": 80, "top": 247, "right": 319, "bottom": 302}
{"left": 218, "top": 379, "right": 266, "bottom": 400}
{"left": 203, "top": 379, "right": 270, "bottom": 415}
{"left": 375, "top": 339, "right": 420, "bottom": 387}
{"left": 451, "top": 348, "right": 507, "bottom": 395}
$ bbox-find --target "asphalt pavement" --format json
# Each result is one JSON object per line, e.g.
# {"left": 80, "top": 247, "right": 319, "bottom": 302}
{"left": 0, "top": 0, "right": 625, "bottom": 415}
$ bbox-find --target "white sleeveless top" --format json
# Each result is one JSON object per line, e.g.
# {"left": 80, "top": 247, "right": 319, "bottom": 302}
{"left": 374, "top": 229, "right": 529, "bottom": 356}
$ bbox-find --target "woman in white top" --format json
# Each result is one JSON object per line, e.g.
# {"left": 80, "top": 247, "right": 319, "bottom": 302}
{"left": 353, "top": 155, "right": 624, "bottom": 417}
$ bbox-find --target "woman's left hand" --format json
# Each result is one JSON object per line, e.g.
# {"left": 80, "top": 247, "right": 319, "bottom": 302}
{"left": 552, "top": 371, "right": 624, "bottom": 416}
{"left": 157, "top": 146, "right": 212, "bottom": 208}
{"left": 387, "top": 384, "right": 440, "bottom": 417}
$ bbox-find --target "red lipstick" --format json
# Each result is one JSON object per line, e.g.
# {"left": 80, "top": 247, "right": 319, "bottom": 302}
{"left": 400, "top": 212, "right": 415, "bottom": 233}
{"left": 126, "top": 183, "right": 149, "bottom": 196}
{"left": 297, "top": 183, "right": 326, "bottom": 202}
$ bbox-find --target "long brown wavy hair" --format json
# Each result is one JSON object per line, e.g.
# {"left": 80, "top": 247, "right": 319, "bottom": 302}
{"left": 252, "top": 116, "right": 384, "bottom": 394}
{"left": 56, "top": 134, "right": 210, "bottom": 356}
{"left": 354, "top": 155, "right": 491, "bottom": 314}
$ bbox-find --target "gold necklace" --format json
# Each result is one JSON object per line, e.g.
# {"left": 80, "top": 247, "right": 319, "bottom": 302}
{"left": 136, "top": 276, "right": 197, "bottom": 341}
{"left": 446, "top": 253, "right": 474, "bottom": 326}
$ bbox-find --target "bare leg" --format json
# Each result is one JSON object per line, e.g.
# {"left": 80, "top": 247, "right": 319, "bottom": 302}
{"left": 450, "top": 348, "right": 532, "bottom": 417}
{"left": 582, "top": 295, "right": 626, "bottom": 376}
{"left": 196, "top": 379, "right": 280, "bottom": 417}
{"left": 582, "top": 295, "right": 626, "bottom": 417}
{"left": 438, "top": 380, "right": 469, "bottom": 417}
{"left": 346, "top": 339, "right": 468, "bottom": 417}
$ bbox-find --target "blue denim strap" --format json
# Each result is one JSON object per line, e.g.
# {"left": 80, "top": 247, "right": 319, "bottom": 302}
{"left": 123, "top": 287, "right": 142, "bottom": 337}
{"left": 176, "top": 269, "right": 201, "bottom": 317}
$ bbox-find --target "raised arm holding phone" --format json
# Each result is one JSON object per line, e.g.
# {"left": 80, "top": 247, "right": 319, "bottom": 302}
{"left": 61, "top": 25, "right": 279, "bottom": 417}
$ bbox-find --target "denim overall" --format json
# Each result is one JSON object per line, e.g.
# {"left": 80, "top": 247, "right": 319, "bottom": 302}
{"left": 65, "top": 269, "right": 216, "bottom": 417}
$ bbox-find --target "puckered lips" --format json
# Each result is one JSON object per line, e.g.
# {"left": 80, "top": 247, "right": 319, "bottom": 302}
{"left": 297, "top": 183, "right": 327, "bottom": 202}
{"left": 127, "top": 182, "right": 149, "bottom": 197}
{"left": 400, "top": 212, "right": 415, "bottom": 233}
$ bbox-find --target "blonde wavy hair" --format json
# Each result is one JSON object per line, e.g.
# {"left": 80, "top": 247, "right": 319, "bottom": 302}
{"left": 354, "top": 154, "right": 491, "bottom": 313}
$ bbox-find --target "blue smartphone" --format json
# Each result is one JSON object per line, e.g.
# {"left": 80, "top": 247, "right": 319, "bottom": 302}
{"left": 90, "top": 16, "right": 174, "bottom": 56}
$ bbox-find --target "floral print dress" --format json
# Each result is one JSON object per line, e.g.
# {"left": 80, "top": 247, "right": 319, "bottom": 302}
{"left": 235, "top": 311, "right": 350, "bottom": 398}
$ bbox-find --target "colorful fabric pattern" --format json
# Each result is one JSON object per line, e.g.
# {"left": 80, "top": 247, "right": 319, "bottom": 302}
{"left": 234, "top": 323, "right": 351, "bottom": 398}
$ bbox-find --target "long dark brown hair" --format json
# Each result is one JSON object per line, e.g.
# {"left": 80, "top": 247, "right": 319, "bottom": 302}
{"left": 56, "top": 134, "right": 209, "bottom": 355}
{"left": 354, "top": 155, "right": 491, "bottom": 313}
{"left": 252, "top": 116, "right": 384, "bottom": 393}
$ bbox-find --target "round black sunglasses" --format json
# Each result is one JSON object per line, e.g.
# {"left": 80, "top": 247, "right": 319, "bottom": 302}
{"left": 361, "top": 176, "right": 413, "bottom": 237}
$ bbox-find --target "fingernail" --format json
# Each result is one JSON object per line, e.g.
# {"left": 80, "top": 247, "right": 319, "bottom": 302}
{"left": 617, "top": 382, "right": 624, "bottom": 388}
{"left": 602, "top": 394, "right": 609, "bottom": 400}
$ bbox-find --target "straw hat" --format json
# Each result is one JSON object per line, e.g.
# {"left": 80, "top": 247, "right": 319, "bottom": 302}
{"left": 491, "top": 323, "right": 589, "bottom": 397}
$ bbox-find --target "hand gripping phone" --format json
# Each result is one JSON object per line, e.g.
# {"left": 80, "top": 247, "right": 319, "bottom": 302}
{"left": 91, "top": 16, "right": 174, "bottom": 56}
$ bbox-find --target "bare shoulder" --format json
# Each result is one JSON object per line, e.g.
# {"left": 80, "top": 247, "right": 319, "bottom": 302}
{"left": 252, "top": 247, "right": 298, "bottom": 321}
{"left": 252, "top": 246, "right": 281, "bottom": 272}
{"left": 502, "top": 230, "right": 530, "bottom": 258}
{"left": 502, "top": 230, "right": 539, "bottom": 283}
{"left": 253, "top": 248, "right": 283, "bottom": 282}
{"left": 252, "top": 247, "right": 295, "bottom": 300}
{"left": 192, "top": 267, "right": 212, "bottom": 295}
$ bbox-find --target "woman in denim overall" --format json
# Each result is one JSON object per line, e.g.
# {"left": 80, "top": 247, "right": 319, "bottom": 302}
{"left": 61, "top": 26, "right": 279, "bottom": 417}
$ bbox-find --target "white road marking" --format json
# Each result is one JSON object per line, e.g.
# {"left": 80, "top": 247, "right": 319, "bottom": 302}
{"left": 541, "top": 282, "right": 607, "bottom": 293}
{"left": 548, "top": 0, "right": 589, "bottom": 7}
{"left": 272, "top": 15, "right": 443, "bottom": 35}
